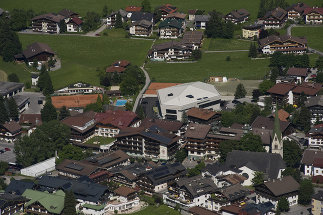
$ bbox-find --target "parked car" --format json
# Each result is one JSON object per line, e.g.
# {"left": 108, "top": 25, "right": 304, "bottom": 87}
{"left": 4, "top": 148, "right": 11, "bottom": 151}
{"left": 0, "top": 150, "right": 5, "bottom": 154}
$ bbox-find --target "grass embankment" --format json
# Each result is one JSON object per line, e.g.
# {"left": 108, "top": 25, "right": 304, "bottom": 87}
{"left": 1, "top": 0, "right": 321, "bottom": 21}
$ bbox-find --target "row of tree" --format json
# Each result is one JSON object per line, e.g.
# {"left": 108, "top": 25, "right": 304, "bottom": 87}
{"left": 0, "top": 19, "right": 22, "bottom": 62}
{"left": 205, "top": 10, "right": 234, "bottom": 39}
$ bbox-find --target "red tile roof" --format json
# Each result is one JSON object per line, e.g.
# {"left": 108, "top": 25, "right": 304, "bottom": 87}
{"left": 144, "top": 82, "right": 181, "bottom": 95}
{"left": 187, "top": 107, "right": 219, "bottom": 121}
{"left": 270, "top": 109, "right": 290, "bottom": 122}
{"left": 160, "top": 4, "right": 177, "bottom": 14}
{"left": 286, "top": 67, "right": 308, "bottom": 77}
{"left": 113, "top": 60, "right": 130, "bottom": 67}
{"left": 71, "top": 17, "right": 83, "bottom": 25}
{"left": 106, "top": 60, "right": 130, "bottom": 73}
{"left": 125, "top": 6, "right": 142, "bottom": 12}
{"left": 19, "top": 114, "right": 42, "bottom": 127}
{"left": 114, "top": 186, "right": 136, "bottom": 197}
{"left": 106, "top": 66, "right": 126, "bottom": 73}
{"left": 304, "top": 7, "right": 323, "bottom": 15}
{"left": 52, "top": 94, "right": 102, "bottom": 109}
{"left": 3, "top": 121, "right": 21, "bottom": 133}
{"left": 95, "top": 110, "right": 138, "bottom": 129}
{"left": 313, "top": 158, "right": 323, "bottom": 168}
{"left": 292, "top": 83, "right": 322, "bottom": 96}
{"left": 267, "top": 83, "right": 295, "bottom": 95}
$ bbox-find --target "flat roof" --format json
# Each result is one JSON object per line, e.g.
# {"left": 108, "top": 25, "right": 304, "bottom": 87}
{"left": 0, "top": 82, "right": 24, "bottom": 96}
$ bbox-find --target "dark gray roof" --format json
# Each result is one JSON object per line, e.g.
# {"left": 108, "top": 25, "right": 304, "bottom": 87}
{"left": 5, "top": 180, "right": 34, "bottom": 195}
{"left": 195, "top": 15, "right": 210, "bottom": 22}
{"left": 261, "top": 176, "right": 299, "bottom": 196}
{"left": 301, "top": 149, "right": 323, "bottom": 165}
{"left": 219, "top": 184, "right": 250, "bottom": 201}
{"left": 13, "top": 94, "right": 30, "bottom": 107}
{"left": 204, "top": 162, "right": 242, "bottom": 175}
{"left": 0, "top": 82, "right": 24, "bottom": 96}
{"left": 145, "top": 162, "right": 186, "bottom": 185}
{"left": 176, "top": 175, "right": 217, "bottom": 197}
{"left": 109, "top": 9, "right": 128, "bottom": 18}
{"left": 242, "top": 202, "right": 274, "bottom": 214}
{"left": 305, "top": 95, "right": 323, "bottom": 108}
{"left": 58, "top": 9, "right": 78, "bottom": 18}
{"left": 313, "top": 191, "right": 323, "bottom": 201}
{"left": 0, "top": 193, "right": 27, "bottom": 208}
{"left": 37, "top": 176, "right": 109, "bottom": 203}
{"left": 225, "top": 150, "right": 286, "bottom": 180}
{"left": 251, "top": 116, "right": 291, "bottom": 134}
{"left": 130, "top": 19, "right": 152, "bottom": 28}
{"left": 32, "top": 13, "right": 65, "bottom": 23}
{"left": 22, "top": 42, "right": 55, "bottom": 60}
{"left": 130, "top": 11, "right": 153, "bottom": 22}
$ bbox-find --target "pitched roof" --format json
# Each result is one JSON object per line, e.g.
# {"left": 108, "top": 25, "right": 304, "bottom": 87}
{"left": 22, "top": 189, "right": 65, "bottom": 214}
{"left": 263, "top": 7, "right": 287, "bottom": 20}
{"left": 313, "top": 191, "right": 323, "bottom": 201}
{"left": 226, "top": 150, "right": 286, "bottom": 179}
{"left": 221, "top": 205, "right": 242, "bottom": 214}
{"left": 226, "top": 9, "right": 249, "bottom": 19}
{"left": 95, "top": 110, "right": 138, "bottom": 129}
{"left": 0, "top": 193, "right": 27, "bottom": 208}
{"left": 286, "top": 67, "right": 308, "bottom": 77}
{"left": 125, "top": 6, "right": 142, "bottom": 12}
{"left": 69, "top": 17, "right": 83, "bottom": 25}
{"left": 273, "top": 109, "right": 282, "bottom": 142}
{"left": 82, "top": 150, "right": 130, "bottom": 169}
{"left": 5, "top": 180, "right": 34, "bottom": 195}
{"left": 159, "top": 18, "right": 183, "bottom": 29}
{"left": 313, "top": 157, "right": 323, "bottom": 168}
{"left": 52, "top": 94, "right": 102, "bottom": 108}
{"left": 305, "top": 95, "right": 323, "bottom": 107}
{"left": 22, "top": 42, "right": 55, "bottom": 59}
{"left": 165, "top": 12, "right": 187, "bottom": 19}
{"left": 259, "top": 35, "right": 307, "bottom": 48}
{"left": 56, "top": 159, "right": 99, "bottom": 176}
{"left": 176, "top": 175, "right": 217, "bottom": 197}
{"left": 267, "top": 83, "right": 295, "bottom": 95}
{"left": 130, "top": 19, "right": 152, "bottom": 28}
{"left": 269, "top": 109, "right": 289, "bottom": 122}
{"left": 182, "top": 31, "right": 204, "bottom": 44}
{"left": 145, "top": 162, "right": 186, "bottom": 185}
{"left": 187, "top": 107, "right": 218, "bottom": 121}
{"left": 114, "top": 186, "right": 136, "bottom": 197}
{"left": 0, "top": 82, "right": 24, "bottom": 96}
{"left": 61, "top": 111, "right": 96, "bottom": 133}
{"left": 185, "top": 123, "right": 211, "bottom": 139}
{"left": 287, "top": 3, "right": 310, "bottom": 13}
{"left": 140, "top": 118, "right": 183, "bottom": 132}
{"left": 19, "top": 114, "right": 42, "bottom": 127}
{"left": 106, "top": 60, "right": 130, "bottom": 73}
{"left": 242, "top": 23, "right": 264, "bottom": 30}
{"left": 220, "top": 183, "right": 250, "bottom": 200}
{"left": 159, "top": 4, "right": 177, "bottom": 14}
{"left": 58, "top": 9, "right": 78, "bottom": 18}
{"left": 292, "top": 83, "right": 322, "bottom": 96}
{"left": 189, "top": 206, "right": 219, "bottom": 215}
{"left": 194, "top": 14, "right": 211, "bottom": 22}
{"left": 251, "top": 116, "right": 291, "bottom": 134}
{"left": 130, "top": 11, "right": 153, "bottom": 22}
{"left": 301, "top": 149, "right": 323, "bottom": 165}
{"left": 3, "top": 121, "right": 21, "bottom": 133}
{"left": 144, "top": 82, "right": 181, "bottom": 95}
{"left": 262, "top": 176, "right": 299, "bottom": 196}
{"left": 32, "top": 13, "right": 65, "bottom": 23}
{"left": 303, "top": 7, "right": 323, "bottom": 15}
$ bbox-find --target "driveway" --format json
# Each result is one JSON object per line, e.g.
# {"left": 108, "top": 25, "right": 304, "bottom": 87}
{"left": 0, "top": 141, "right": 16, "bottom": 164}
{"left": 84, "top": 25, "right": 107, "bottom": 37}
{"left": 132, "top": 66, "right": 151, "bottom": 113}
{"left": 16, "top": 92, "right": 45, "bottom": 114}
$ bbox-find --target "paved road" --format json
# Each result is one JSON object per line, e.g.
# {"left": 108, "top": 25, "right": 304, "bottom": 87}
{"left": 204, "top": 50, "right": 248, "bottom": 53}
{"left": 0, "top": 142, "right": 16, "bottom": 164}
{"left": 84, "top": 25, "right": 106, "bottom": 37}
{"left": 132, "top": 66, "right": 151, "bottom": 113}
{"left": 287, "top": 24, "right": 323, "bottom": 56}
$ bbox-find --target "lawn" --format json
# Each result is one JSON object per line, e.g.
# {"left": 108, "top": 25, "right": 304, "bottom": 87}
{"left": 204, "top": 38, "right": 253, "bottom": 51}
{"left": 0, "top": 58, "right": 32, "bottom": 83}
{"left": 85, "top": 136, "right": 115, "bottom": 145}
{"left": 292, "top": 26, "right": 323, "bottom": 52}
{"left": 1, "top": 33, "right": 152, "bottom": 89}
{"left": 145, "top": 52, "right": 270, "bottom": 82}
{"left": 0, "top": 0, "right": 321, "bottom": 21}
{"left": 129, "top": 205, "right": 180, "bottom": 215}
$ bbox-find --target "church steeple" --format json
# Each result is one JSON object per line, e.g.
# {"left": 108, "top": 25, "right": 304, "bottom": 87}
{"left": 271, "top": 109, "right": 283, "bottom": 158}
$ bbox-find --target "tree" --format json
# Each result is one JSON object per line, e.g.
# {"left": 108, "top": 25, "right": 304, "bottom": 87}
{"left": 120, "top": 65, "right": 145, "bottom": 95}
{"left": 63, "top": 190, "right": 76, "bottom": 215}
{"left": 316, "top": 56, "right": 323, "bottom": 71}
{"left": 277, "top": 197, "right": 289, "bottom": 212}
{"left": 205, "top": 10, "right": 223, "bottom": 38}
{"left": 82, "top": 11, "right": 101, "bottom": 32}
{"left": 293, "top": 106, "right": 311, "bottom": 132}
{"left": 102, "top": 5, "right": 109, "bottom": 17}
{"left": 219, "top": 140, "right": 238, "bottom": 162}
{"left": 0, "top": 161, "right": 8, "bottom": 175}
{"left": 59, "top": 106, "right": 70, "bottom": 120}
{"left": 8, "top": 73, "right": 19, "bottom": 82}
{"left": 0, "top": 97, "right": 9, "bottom": 124}
{"left": 38, "top": 67, "right": 54, "bottom": 96}
{"left": 136, "top": 105, "right": 145, "bottom": 119}
{"left": 234, "top": 83, "right": 247, "bottom": 99}
{"left": 41, "top": 100, "right": 57, "bottom": 122}
{"left": 298, "top": 179, "right": 314, "bottom": 205}
{"left": 59, "top": 20, "right": 67, "bottom": 33}
{"left": 188, "top": 161, "right": 205, "bottom": 177}
{"left": 259, "top": 80, "right": 274, "bottom": 94}
{"left": 57, "top": 145, "right": 90, "bottom": 164}
{"left": 141, "top": 0, "right": 152, "bottom": 12}
{"left": 316, "top": 72, "right": 323, "bottom": 83}
{"left": 115, "top": 12, "right": 123, "bottom": 28}
{"left": 192, "top": 49, "right": 202, "bottom": 60}
{"left": 282, "top": 167, "right": 301, "bottom": 182}
{"left": 248, "top": 43, "right": 257, "bottom": 58}
{"left": 270, "top": 67, "right": 280, "bottom": 83}
{"left": 252, "top": 89, "right": 261, "bottom": 102}
{"left": 175, "top": 149, "right": 188, "bottom": 163}
{"left": 15, "top": 120, "right": 70, "bottom": 167}
{"left": 297, "top": 91, "right": 307, "bottom": 107}
{"left": 283, "top": 140, "right": 302, "bottom": 168}
{"left": 8, "top": 97, "right": 19, "bottom": 120}
{"left": 0, "top": 22, "right": 22, "bottom": 62}
{"left": 222, "top": 22, "right": 234, "bottom": 39}
{"left": 252, "top": 171, "right": 264, "bottom": 186}
{"left": 181, "top": 111, "right": 188, "bottom": 124}
{"left": 240, "top": 133, "right": 265, "bottom": 152}
{"left": 9, "top": 9, "right": 34, "bottom": 31}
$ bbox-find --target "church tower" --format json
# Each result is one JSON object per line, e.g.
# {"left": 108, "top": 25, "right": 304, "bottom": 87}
{"left": 271, "top": 109, "right": 283, "bottom": 158}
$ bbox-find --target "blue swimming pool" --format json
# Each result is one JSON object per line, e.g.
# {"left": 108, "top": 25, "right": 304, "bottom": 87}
{"left": 115, "top": 99, "right": 127, "bottom": 106}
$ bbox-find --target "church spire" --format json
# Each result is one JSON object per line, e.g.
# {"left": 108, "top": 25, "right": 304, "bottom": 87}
{"left": 273, "top": 109, "right": 282, "bottom": 142}
{"left": 271, "top": 108, "right": 283, "bottom": 158}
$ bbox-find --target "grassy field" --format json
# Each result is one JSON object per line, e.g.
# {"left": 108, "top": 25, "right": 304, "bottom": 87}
{"left": 292, "top": 26, "right": 323, "bottom": 52}
{"left": 213, "top": 80, "right": 262, "bottom": 96}
{"left": 0, "top": 59, "right": 32, "bottom": 83}
{"left": 129, "top": 205, "right": 180, "bottom": 215}
{"left": 146, "top": 52, "right": 270, "bottom": 82}
{"left": 85, "top": 136, "right": 115, "bottom": 145}
{"left": 1, "top": 33, "right": 152, "bottom": 89}
{"left": 204, "top": 38, "right": 253, "bottom": 51}
{"left": 1, "top": 0, "right": 321, "bottom": 21}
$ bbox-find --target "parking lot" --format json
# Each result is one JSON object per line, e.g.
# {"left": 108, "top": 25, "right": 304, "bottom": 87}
{"left": 0, "top": 141, "right": 16, "bottom": 163}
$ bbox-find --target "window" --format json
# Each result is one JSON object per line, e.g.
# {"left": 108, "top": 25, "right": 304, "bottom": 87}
{"left": 166, "top": 109, "right": 176, "bottom": 114}
{"left": 199, "top": 100, "right": 220, "bottom": 109}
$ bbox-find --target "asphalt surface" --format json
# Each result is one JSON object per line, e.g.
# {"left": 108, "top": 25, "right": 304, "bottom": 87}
{"left": 0, "top": 141, "right": 16, "bottom": 163}
{"left": 16, "top": 92, "right": 45, "bottom": 114}
{"left": 132, "top": 66, "right": 151, "bottom": 113}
